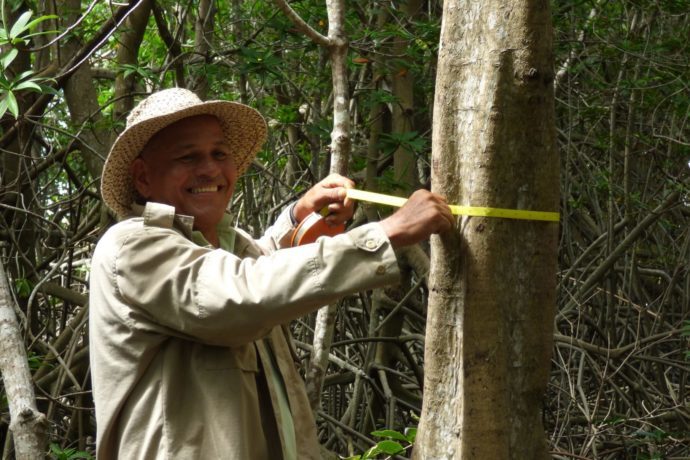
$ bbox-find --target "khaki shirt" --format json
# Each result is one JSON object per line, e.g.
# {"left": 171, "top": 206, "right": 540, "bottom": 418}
{"left": 89, "top": 202, "right": 400, "bottom": 459}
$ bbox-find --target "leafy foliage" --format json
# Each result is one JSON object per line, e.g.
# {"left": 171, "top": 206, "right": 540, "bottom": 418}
{"left": 0, "top": 9, "right": 56, "bottom": 117}
{"left": 343, "top": 428, "right": 416, "bottom": 459}
{"left": 49, "top": 443, "right": 93, "bottom": 460}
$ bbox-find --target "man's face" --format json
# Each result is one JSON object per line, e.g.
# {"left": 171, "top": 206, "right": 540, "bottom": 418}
{"left": 131, "top": 115, "right": 237, "bottom": 234}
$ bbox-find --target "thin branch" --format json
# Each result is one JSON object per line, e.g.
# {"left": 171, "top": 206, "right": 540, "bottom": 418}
{"left": 272, "top": 0, "right": 330, "bottom": 47}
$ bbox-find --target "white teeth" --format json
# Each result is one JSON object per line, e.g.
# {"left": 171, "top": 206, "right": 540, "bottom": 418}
{"left": 190, "top": 186, "right": 219, "bottom": 193}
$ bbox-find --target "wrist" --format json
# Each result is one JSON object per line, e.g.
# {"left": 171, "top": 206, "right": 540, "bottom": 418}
{"left": 292, "top": 199, "right": 311, "bottom": 224}
{"left": 288, "top": 203, "right": 298, "bottom": 225}
{"left": 379, "top": 218, "right": 403, "bottom": 248}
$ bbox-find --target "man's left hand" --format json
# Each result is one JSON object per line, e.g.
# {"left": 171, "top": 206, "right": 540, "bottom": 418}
{"left": 293, "top": 174, "right": 355, "bottom": 226}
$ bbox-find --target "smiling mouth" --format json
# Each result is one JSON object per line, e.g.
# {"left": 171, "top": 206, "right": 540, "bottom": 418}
{"left": 189, "top": 185, "right": 222, "bottom": 194}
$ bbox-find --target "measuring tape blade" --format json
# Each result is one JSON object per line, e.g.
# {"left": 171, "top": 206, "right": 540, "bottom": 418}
{"left": 346, "top": 188, "right": 559, "bottom": 222}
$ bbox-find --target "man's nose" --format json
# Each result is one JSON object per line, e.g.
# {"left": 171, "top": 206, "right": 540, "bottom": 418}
{"left": 195, "top": 155, "right": 221, "bottom": 178}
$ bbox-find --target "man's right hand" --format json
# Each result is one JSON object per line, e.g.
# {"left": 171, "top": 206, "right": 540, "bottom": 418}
{"left": 379, "top": 189, "right": 455, "bottom": 248}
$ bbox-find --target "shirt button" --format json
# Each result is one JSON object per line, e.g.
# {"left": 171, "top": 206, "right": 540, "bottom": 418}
{"left": 365, "top": 239, "right": 377, "bottom": 249}
{"left": 376, "top": 265, "right": 386, "bottom": 275}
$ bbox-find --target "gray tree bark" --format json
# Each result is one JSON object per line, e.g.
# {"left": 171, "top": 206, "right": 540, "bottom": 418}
{"left": 61, "top": 0, "right": 115, "bottom": 179}
{"left": 391, "top": 0, "right": 422, "bottom": 192}
{"left": 114, "top": 0, "right": 152, "bottom": 118}
{"left": 192, "top": 0, "right": 214, "bottom": 98}
{"left": 414, "top": 1, "right": 559, "bottom": 458}
{"left": 0, "top": 263, "right": 47, "bottom": 459}
{"left": 273, "top": 0, "right": 352, "bottom": 413}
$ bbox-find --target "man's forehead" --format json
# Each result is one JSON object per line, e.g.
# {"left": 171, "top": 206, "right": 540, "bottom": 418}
{"left": 176, "top": 139, "right": 231, "bottom": 151}
{"left": 143, "top": 115, "right": 227, "bottom": 154}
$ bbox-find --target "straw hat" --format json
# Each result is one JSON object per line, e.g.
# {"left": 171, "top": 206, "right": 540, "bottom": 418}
{"left": 101, "top": 88, "right": 267, "bottom": 217}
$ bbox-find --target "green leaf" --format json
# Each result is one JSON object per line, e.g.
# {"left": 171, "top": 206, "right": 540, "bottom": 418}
{"left": 1, "top": 48, "right": 18, "bottom": 69}
{"left": 14, "top": 278, "right": 32, "bottom": 297}
{"left": 23, "top": 14, "right": 58, "bottom": 32}
{"left": 6, "top": 91, "right": 18, "bottom": 118}
{"left": 361, "top": 445, "right": 378, "bottom": 459}
{"left": 13, "top": 80, "right": 41, "bottom": 91}
{"left": 602, "top": 416, "right": 625, "bottom": 425}
{"left": 379, "top": 131, "right": 428, "bottom": 155}
{"left": 365, "top": 440, "right": 405, "bottom": 457}
{"left": 404, "top": 427, "right": 417, "bottom": 443}
{"left": 27, "top": 354, "right": 42, "bottom": 370}
{"left": 9, "top": 10, "right": 32, "bottom": 38}
{"left": 371, "top": 429, "right": 408, "bottom": 442}
{"left": 14, "top": 70, "right": 35, "bottom": 81}
{"left": 48, "top": 442, "right": 94, "bottom": 459}
{"left": 37, "top": 83, "right": 59, "bottom": 96}
{"left": 10, "top": 36, "right": 28, "bottom": 46}
{"left": 0, "top": 97, "right": 8, "bottom": 118}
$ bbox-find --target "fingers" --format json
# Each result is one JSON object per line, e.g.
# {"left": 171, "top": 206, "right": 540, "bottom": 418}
{"left": 428, "top": 195, "right": 454, "bottom": 233}
{"left": 320, "top": 173, "right": 355, "bottom": 190}
{"left": 323, "top": 190, "right": 355, "bottom": 225}
{"left": 296, "top": 181, "right": 455, "bottom": 241}
{"left": 380, "top": 189, "right": 455, "bottom": 247}
{"left": 293, "top": 174, "right": 356, "bottom": 224}
{"left": 319, "top": 174, "right": 355, "bottom": 212}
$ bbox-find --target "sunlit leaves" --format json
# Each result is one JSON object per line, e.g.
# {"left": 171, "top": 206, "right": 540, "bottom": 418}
{"left": 48, "top": 443, "right": 93, "bottom": 460}
{"left": 238, "top": 47, "right": 283, "bottom": 79}
{"left": 0, "top": 66, "right": 54, "bottom": 118}
{"left": 1, "top": 47, "right": 17, "bottom": 67}
{"left": 0, "top": 9, "right": 57, "bottom": 117}
{"left": 343, "top": 427, "right": 416, "bottom": 459}
{"left": 13, "top": 278, "right": 32, "bottom": 298}
{"left": 0, "top": 10, "right": 57, "bottom": 46}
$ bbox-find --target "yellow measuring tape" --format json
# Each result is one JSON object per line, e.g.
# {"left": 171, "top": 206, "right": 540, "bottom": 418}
{"left": 346, "top": 189, "right": 560, "bottom": 222}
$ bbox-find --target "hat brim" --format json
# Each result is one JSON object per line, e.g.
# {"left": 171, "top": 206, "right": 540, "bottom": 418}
{"left": 101, "top": 100, "right": 267, "bottom": 217}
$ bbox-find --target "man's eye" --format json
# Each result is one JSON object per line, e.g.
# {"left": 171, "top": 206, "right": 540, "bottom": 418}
{"left": 177, "top": 155, "right": 195, "bottom": 163}
{"left": 214, "top": 151, "right": 229, "bottom": 160}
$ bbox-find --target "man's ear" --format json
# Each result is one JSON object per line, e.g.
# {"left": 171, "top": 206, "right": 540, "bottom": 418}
{"left": 130, "top": 158, "right": 151, "bottom": 199}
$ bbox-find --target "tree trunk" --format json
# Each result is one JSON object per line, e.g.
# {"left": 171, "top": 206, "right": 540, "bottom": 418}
{"left": 61, "top": 0, "right": 114, "bottom": 179}
{"left": 274, "top": 0, "right": 353, "bottom": 412}
{"left": 325, "top": 0, "right": 350, "bottom": 174}
{"left": 391, "top": 0, "right": 422, "bottom": 193}
{"left": 114, "top": 0, "right": 152, "bottom": 118}
{"left": 0, "top": 263, "right": 47, "bottom": 459}
{"left": 192, "top": 0, "right": 214, "bottom": 98}
{"left": 414, "top": 1, "right": 559, "bottom": 458}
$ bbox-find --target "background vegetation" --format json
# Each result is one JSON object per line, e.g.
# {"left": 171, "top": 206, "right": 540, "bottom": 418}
{"left": 0, "top": 0, "right": 687, "bottom": 458}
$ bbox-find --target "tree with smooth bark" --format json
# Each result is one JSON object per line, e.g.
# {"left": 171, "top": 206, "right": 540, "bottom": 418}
{"left": 414, "top": 1, "right": 559, "bottom": 458}
{"left": 0, "top": 263, "right": 47, "bottom": 459}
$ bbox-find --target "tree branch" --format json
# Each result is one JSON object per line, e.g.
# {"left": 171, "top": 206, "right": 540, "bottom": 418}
{"left": 0, "top": 263, "right": 48, "bottom": 459}
{"left": 271, "top": 0, "right": 330, "bottom": 47}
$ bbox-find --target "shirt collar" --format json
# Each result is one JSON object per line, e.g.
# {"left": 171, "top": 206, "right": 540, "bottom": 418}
{"left": 130, "top": 202, "right": 235, "bottom": 251}
{"left": 191, "top": 213, "right": 236, "bottom": 251}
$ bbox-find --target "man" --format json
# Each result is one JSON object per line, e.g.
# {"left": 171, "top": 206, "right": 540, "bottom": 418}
{"left": 89, "top": 88, "right": 453, "bottom": 459}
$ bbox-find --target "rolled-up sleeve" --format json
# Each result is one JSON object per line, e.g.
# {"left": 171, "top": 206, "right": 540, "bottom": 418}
{"left": 114, "top": 223, "right": 399, "bottom": 347}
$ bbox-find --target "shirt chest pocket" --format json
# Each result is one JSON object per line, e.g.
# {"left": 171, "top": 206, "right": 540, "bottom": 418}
{"left": 201, "top": 343, "right": 259, "bottom": 372}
